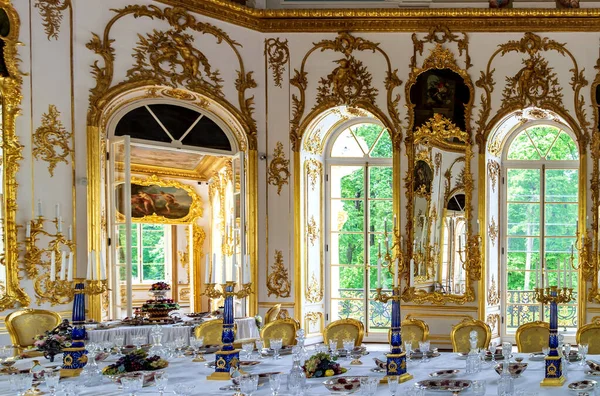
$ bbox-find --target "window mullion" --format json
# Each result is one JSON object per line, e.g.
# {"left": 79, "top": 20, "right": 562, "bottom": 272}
{"left": 364, "top": 162, "right": 370, "bottom": 335}
{"left": 540, "top": 164, "right": 546, "bottom": 320}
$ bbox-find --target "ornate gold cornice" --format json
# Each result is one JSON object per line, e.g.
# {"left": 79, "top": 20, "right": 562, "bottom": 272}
{"left": 157, "top": 0, "right": 600, "bottom": 32}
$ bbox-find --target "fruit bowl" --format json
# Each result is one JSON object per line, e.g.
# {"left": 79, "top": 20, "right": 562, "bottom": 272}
{"left": 322, "top": 376, "right": 364, "bottom": 394}
{"left": 494, "top": 362, "right": 528, "bottom": 378}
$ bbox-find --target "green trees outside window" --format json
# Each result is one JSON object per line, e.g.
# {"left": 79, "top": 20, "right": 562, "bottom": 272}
{"left": 117, "top": 223, "right": 168, "bottom": 283}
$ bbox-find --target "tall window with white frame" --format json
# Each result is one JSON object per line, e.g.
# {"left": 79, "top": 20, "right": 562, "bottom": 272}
{"left": 117, "top": 223, "right": 171, "bottom": 283}
{"left": 327, "top": 122, "right": 393, "bottom": 337}
{"left": 503, "top": 124, "right": 579, "bottom": 334}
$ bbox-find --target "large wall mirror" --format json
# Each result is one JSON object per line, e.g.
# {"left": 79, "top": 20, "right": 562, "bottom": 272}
{"left": 403, "top": 44, "right": 476, "bottom": 304}
{"left": 0, "top": 4, "right": 30, "bottom": 309}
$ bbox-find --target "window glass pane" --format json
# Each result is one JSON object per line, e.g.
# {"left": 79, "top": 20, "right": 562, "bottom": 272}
{"left": 545, "top": 169, "right": 578, "bottom": 202}
{"left": 334, "top": 298, "right": 364, "bottom": 323}
{"left": 369, "top": 200, "right": 392, "bottom": 233}
{"left": 142, "top": 264, "right": 165, "bottom": 281}
{"left": 118, "top": 264, "right": 139, "bottom": 281}
{"left": 330, "top": 166, "right": 364, "bottom": 199}
{"left": 507, "top": 169, "right": 540, "bottom": 202}
{"left": 370, "top": 130, "right": 392, "bottom": 158}
{"left": 369, "top": 167, "right": 392, "bottom": 198}
{"left": 368, "top": 297, "right": 391, "bottom": 331}
{"left": 545, "top": 204, "right": 578, "bottom": 236}
{"left": 331, "top": 200, "right": 363, "bottom": 232}
{"left": 507, "top": 131, "right": 541, "bottom": 160}
{"left": 331, "top": 129, "right": 364, "bottom": 157}
{"left": 331, "top": 233, "right": 364, "bottom": 265}
{"left": 547, "top": 132, "right": 579, "bottom": 160}
{"left": 544, "top": 237, "right": 576, "bottom": 271}
{"left": 506, "top": 237, "right": 540, "bottom": 271}
{"left": 352, "top": 124, "right": 382, "bottom": 152}
{"left": 527, "top": 126, "right": 559, "bottom": 158}
{"left": 507, "top": 203, "right": 540, "bottom": 236}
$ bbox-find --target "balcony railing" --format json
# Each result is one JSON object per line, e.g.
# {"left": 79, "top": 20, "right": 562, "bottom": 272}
{"left": 506, "top": 290, "right": 577, "bottom": 330}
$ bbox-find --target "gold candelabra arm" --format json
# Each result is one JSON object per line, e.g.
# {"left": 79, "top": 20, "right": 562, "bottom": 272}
{"left": 202, "top": 283, "right": 224, "bottom": 299}
{"left": 534, "top": 286, "right": 574, "bottom": 304}
{"left": 234, "top": 282, "right": 253, "bottom": 299}
{"left": 84, "top": 279, "right": 108, "bottom": 295}
{"left": 373, "top": 286, "right": 402, "bottom": 303}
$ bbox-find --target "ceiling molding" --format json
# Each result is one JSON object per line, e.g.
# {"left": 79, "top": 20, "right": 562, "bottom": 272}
{"left": 157, "top": 0, "right": 600, "bottom": 32}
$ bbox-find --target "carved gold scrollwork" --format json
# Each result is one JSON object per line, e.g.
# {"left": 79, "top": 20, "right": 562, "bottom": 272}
{"left": 305, "top": 159, "right": 322, "bottom": 191}
{"left": 486, "top": 313, "right": 500, "bottom": 337}
{"left": 266, "top": 250, "right": 291, "bottom": 298}
{"left": 306, "top": 272, "right": 323, "bottom": 303}
{"left": 588, "top": 56, "right": 600, "bottom": 303}
{"left": 178, "top": 250, "right": 189, "bottom": 284}
{"left": 488, "top": 217, "right": 498, "bottom": 247}
{"left": 289, "top": 31, "right": 402, "bottom": 152}
{"left": 307, "top": 216, "right": 319, "bottom": 246}
{"left": 34, "top": 0, "right": 70, "bottom": 40}
{"left": 267, "top": 142, "right": 290, "bottom": 195}
{"left": 33, "top": 105, "right": 73, "bottom": 177}
{"left": 487, "top": 274, "right": 500, "bottom": 306}
{"left": 264, "top": 38, "right": 289, "bottom": 88}
{"left": 411, "top": 25, "right": 472, "bottom": 70}
{"left": 487, "top": 159, "right": 500, "bottom": 193}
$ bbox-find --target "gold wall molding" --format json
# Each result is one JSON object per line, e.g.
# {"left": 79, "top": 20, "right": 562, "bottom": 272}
{"left": 156, "top": 0, "right": 600, "bottom": 33}
{"left": 588, "top": 57, "right": 600, "bottom": 304}
{"left": 487, "top": 274, "right": 500, "bottom": 306}
{"left": 264, "top": 38, "right": 289, "bottom": 88}
{"left": 486, "top": 313, "right": 500, "bottom": 337}
{"left": 306, "top": 272, "right": 323, "bottom": 303}
{"left": 0, "top": 1, "right": 30, "bottom": 309}
{"left": 488, "top": 217, "right": 498, "bottom": 247}
{"left": 304, "top": 311, "right": 324, "bottom": 336}
{"left": 410, "top": 25, "right": 471, "bottom": 70}
{"left": 305, "top": 159, "right": 322, "bottom": 191}
{"left": 87, "top": 4, "right": 257, "bottom": 149}
{"left": 178, "top": 249, "right": 189, "bottom": 283}
{"left": 487, "top": 159, "right": 500, "bottom": 193}
{"left": 266, "top": 249, "right": 291, "bottom": 298}
{"left": 307, "top": 216, "right": 319, "bottom": 246}
{"left": 289, "top": 31, "right": 401, "bottom": 152}
{"left": 267, "top": 141, "right": 290, "bottom": 195}
{"left": 33, "top": 104, "right": 73, "bottom": 177}
{"left": 34, "top": 0, "right": 70, "bottom": 40}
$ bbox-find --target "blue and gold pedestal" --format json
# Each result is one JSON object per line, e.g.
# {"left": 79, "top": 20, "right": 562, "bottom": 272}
{"left": 62, "top": 283, "right": 88, "bottom": 377}
{"left": 375, "top": 286, "right": 413, "bottom": 384}
{"left": 535, "top": 286, "right": 572, "bottom": 387}
{"left": 203, "top": 281, "right": 253, "bottom": 381}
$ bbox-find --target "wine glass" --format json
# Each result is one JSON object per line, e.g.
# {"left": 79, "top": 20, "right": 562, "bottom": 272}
{"left": 489, "top": 341, "right": 499, "bottom": 364}
{"left": 240, "top": 375, "right": 257, "bottom": 396}
{"left": 270, "top": 338, "right": 283, "bottom": 360}
{"left": 564, "top": 343, "right": 572, "bottom": 364}
{"left": 502, "top": 342, "right": 512, "bottom": 362}
{"left": 44, "top": 370, "right": 60, "bottom": 396}
{"left": 387, "top": 375, "right": 399, "bottom": 396}
{"left": 579, "top": 344, "right": 589, "bottom": 366}
{"left": 173, "top": 383, "right": 193, "bottom": 396}
{"left": 114, "top": 334, "right": 125, "bottom": 356}
{"left": 242, "top": 341, "right": 255, "bottom": 360}
{"left": 342, "top": 338, "right": 355, "bottom": 359}
{"left": 418, "top": 340, "right": 430, "bottom": 363}
{"left": 254, "top": 339, "right": 264, "bottom": 359}
{"left": 361, "top": 377, "right": 379, "bottom": 396}
{"left": 404, "top": 341, "right": 413, "bottom": 362}
{"left": 154, "top": 371, "right": 168, "bottom": 396}
{"left": 269, "top": 373, "right": 281, "bottom": 396}
{"left": 471, "top": 380, "right": 486, "bottom": 396}
{"left": 121, "top": 374, "right": 144, "bottom": 396}
{"left": 175, "top": 335, "right": 187, "bottom": 358}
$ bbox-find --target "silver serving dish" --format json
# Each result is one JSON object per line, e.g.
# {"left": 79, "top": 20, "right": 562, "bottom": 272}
{"left": 415, "top": 379, "right": 472, "bottom": 394}
{"left": 429, "top": 369, "right": 460, "bottom": 378}
{"left": 568, "top": 380, "right": 597, "bottom": 391}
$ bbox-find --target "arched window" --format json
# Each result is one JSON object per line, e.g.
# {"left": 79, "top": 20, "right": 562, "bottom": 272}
{"left": 503, "top": 124, "right": 579, "bottom": 334}
{"left": 326, "top": 122, "right": 393, "bottom": 338}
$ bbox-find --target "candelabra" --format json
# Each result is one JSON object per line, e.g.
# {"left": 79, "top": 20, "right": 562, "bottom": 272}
{"left": 413, "top": 243, "right": 439, "bottom": 280}
{"left": 534, "top": 285, "right": 573, "bottom": 386}
{"left": 202, "top": 281, "right": 253, "bottom": 380}
{"left": 374, "top": 286, "right": 413, "bottom": 383}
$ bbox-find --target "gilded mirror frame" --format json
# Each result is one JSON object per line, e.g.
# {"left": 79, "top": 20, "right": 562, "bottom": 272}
{"left": 0, "top": 2, "right": 30, "bottom": 309}
{"left": 402, "top": 44, "right": 478, "bottom": 305}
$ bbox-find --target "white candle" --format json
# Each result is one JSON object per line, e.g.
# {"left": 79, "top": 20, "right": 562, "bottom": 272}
{"left": 55, "top": 203, "right": 60, "bottom": 219}
{"left": 50, "top": 251, "right": 56, "bottom": 281}
{"left": 394, "top": 258, "right": 399, "bottom": 288}
{"left": 67, "top": 253, "right": 74, "bottom": 281}
{"left": 37, "top": 200, "right": 42, "bottom": 217}
{"left": 57, "top": 216, "right": 62, "bottom": 233}
{"left": 59, "top": 251, "right": 66, "bottom": 280}
{"left": 91, "top": 251, "right": 97, "bottom": 280}
{"left": 409, "top": 258, "right": 415, "bottom": 286}
{"left": 25, "top": 223, "right": 31, "bottom": 238}
{"left": 100, "top": 249, "right": 106, "bottom": 280}
{"left": 86, "top": 251, "right": 92, "bottom": 280}
{"left": 68, "top": 225, "right": 72, "bottom": 240}
{"left": 569, "top": 269, "right": 573, "bottom": 289}
{"left": 204, "top": 254, "right": 209, "bottom": 282}
{"left": 377, "top": 257, "right": 382, "bottom": 289}
{"left": 245, "top": 255, "right": 250, "bottom": 284}
{"left": 212, "top": 253, "right": 217, "bottom": 283}
{"left": 233, "top": 264, "right": 238, "bottom": 283}
{"left": 221, "top": 254, "right": 227, "bottom": 284}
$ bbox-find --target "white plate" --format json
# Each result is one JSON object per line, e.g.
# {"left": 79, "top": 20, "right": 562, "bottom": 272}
{"left": 429, "top": 369, "right": 459, "bottom": 378}
{"left": 568, "top": 380, "right": 597, "bottom": 391}
{"left": 585, "top": 370, "right": 600, "bottom": 377}
{"left": 529, "top": 353, "right": 546, "bottom": 361}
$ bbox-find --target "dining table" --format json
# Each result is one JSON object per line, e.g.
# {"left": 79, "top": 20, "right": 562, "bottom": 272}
{"left": 0, "top": 344, "right": 597, "bottom": 395}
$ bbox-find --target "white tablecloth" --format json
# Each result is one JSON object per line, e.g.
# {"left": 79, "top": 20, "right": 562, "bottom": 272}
{"left": 0, "top": 345, "right": 595, "bottom": 395}
{"left": 235, "top": 317, "right": 261, "bottom": 340}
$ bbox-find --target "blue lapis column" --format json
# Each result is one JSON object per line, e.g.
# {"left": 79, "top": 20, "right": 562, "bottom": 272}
{"left": 62, "top": 283, "right": 88, "bottom": 377}
{"left": 385, "top": 287, "right": 413, "bottom": 383}
{"left": 207, "top": 282, "right": 241, "bottom": 380}
{"left": 541, "top": 286, "right": 565, "bottom": 386}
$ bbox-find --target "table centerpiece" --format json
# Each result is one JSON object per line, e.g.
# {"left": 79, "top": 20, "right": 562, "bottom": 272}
{"left": 101, "top": 349, "right": 168, "bottom": 376}
{"left": 142, "top": 282, "right": 179, "bottom": 320}
{"left": 303, "top": 352, "right": 348, "bottom": 378}
{"left": 32, "top": 319, "right": 73, "bottom": 362}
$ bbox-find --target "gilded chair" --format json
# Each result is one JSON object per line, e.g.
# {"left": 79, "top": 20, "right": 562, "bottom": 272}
{"left": 264, "top": 304, "right": 281, "bottom": 325}
{"left": 323, "top": 318, "right": 365, "bottom": 350}
{"left": 5, "top": 309, "right": 62, "bottom": 354}
{"left": 260, "top": 318, "right": 299, "bottom": 349}
{"left": 450, "top": 318, "right": 491, "bottom": 353}
{"left": 577, "top": 320, "right": 600, "bottom": 354}
{"left": 516, "top": 321, "right": 549, "bottom": 353}
{"left": 194, "top": 319, "right": 237, "bottom": 346}
{"left": 388, "top": 317, "right": 429, "bottom": 349}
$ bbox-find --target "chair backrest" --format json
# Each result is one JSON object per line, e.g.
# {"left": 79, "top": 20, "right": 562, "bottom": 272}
{"left": 5, "top": 309, "right": 62, "bottom": 351}
{"left": 323, "top": 318, "right": 365, "bottom": 350}
{"left": 390, "top": 317, "right": 429, "bottom": 349}
{"left": 516, "top": 321, "right": 549, "bottom": 353}
{"left": 577, "top": 320, "right": 600, "bottom": 354}
{"left": 264, "top": 304, "right": 281, "bottom": 325}
{"left": 450, "top": 317, "right": 491, "bottom": 353}
{"left": 194, "top": 319, "right": 237, "bottom": 346}
{"left": 260, "top": 318, "right": 299, "bottom": 348}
